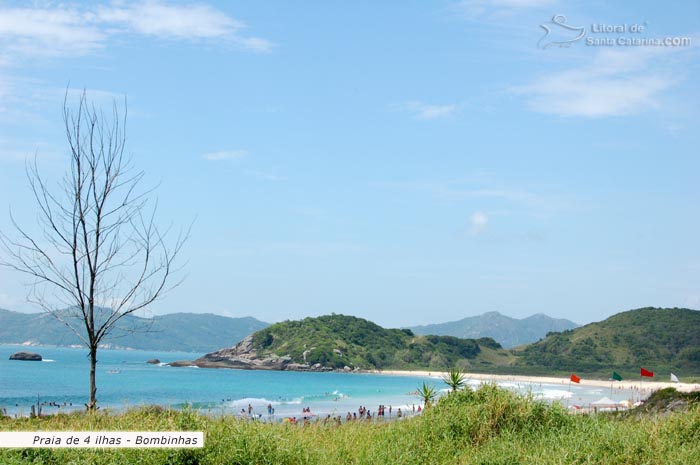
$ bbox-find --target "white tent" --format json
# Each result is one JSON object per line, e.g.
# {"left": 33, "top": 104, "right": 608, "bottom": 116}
{"left": 591, "top": 397, "right": 617, "bottom": 406}
{"left": 591, "top": 397, "right": 619, "bottom": 411}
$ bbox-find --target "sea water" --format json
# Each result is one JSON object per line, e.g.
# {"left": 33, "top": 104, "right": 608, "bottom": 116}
{"left": 1, "top": 345, "right": 639, "bottom": 419}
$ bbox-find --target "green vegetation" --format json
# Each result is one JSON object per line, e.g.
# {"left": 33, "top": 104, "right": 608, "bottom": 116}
{"left": 0, "top": 308, "right": 268, "bottom": 352}
{"left": 416, "top": 382, "right": 438, "bottom": 408}
{"left": 227, "top": 308, "right": 700, "bottom": 376}
{"left": 442, "top": 367, "right": 466, "bottom": 392}
{"left": 513, "top": 307, "right": 700, "bottom": 377}
{"left": 174, "top": 307, "right": 700, "bottom": 377}
{"left": 2, "top": 385, "right": 699, "bottom": 464}
{"left": 249, "top": 314, "right": 508, "bottom": 370}
{"left": 6, "top": 306, "right": 698, "bottom": 380}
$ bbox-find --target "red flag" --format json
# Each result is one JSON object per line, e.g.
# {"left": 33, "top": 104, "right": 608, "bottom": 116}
{"left": 570, "top": 373, "right": 581, "bottom": 383}
{"left": 640, "top": 367, "right": 654, "bottom": 378}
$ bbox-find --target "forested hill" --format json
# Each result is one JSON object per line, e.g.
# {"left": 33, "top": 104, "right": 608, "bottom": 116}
{"left": 512, "top": 307, "right": 700, "bottom": 377}
{"left": 0, "top": 308, "right": 268, "bottom": 353}
{"left": 247, "top": 314, "right": 510, "bottom": 370}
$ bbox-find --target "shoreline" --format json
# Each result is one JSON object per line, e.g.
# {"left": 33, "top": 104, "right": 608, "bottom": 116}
{"left": 376, "top": 369, "right": 700, "bottom": 393}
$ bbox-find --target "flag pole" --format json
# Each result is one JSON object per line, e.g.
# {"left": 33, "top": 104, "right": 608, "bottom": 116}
{"left": 611, "top": 372, "right": 622, "bottom": 401}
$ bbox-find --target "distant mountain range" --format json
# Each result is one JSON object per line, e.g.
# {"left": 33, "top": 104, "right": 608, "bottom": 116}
{"left": 0, "top": 307, "right": 578, "bottom": 353}
{"left": 4, "top": 306, "right": 698, "bottom": 376}
{"left": 0, "top": 308, "right": 268, "bottom": 353}
{"left": 408, "top": 311, "right": 579, "bottom": 348}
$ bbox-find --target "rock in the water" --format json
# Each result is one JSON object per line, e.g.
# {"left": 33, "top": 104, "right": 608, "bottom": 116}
{"left": 146, "top": 358, "right": 161, "bottom": 364}
{"left": 168, "top": 360, "right": 195, "bottom": 367}
{"left": 9, "top": 351, "right": 42, "bottom": 361}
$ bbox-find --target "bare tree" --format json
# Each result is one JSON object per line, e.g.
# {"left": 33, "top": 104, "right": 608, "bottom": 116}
{"left": 0, "top": 91, "right": 187, "bottom": 410}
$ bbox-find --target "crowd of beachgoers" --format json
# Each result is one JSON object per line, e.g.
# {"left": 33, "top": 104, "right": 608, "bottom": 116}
{"left": 237, "top": 402, "right": 426, "bottom": 424}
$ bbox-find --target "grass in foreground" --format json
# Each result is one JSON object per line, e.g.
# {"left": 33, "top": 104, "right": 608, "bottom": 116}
{"left": 1, "top": 385, "right": 699, "bottom": 465}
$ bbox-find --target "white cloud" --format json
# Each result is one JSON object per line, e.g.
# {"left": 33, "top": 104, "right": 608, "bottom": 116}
{"left": 512, "top": 48, "right": 685, "bottom": 117}
{"left": 202, "top": 150, "right": 248, "bottom": 161}
{"left": 0, "top": 1, "right": 273, "bottom": 63}
{"left": 96, "top": 1, "right": 239, "bottom": 40}
{"left": 470, "top": 211, "right": 489, "bottom": 234}
{"left": 0, "top": 6, "right": 105, "bottom": 59}
{"left": 454, "top": 0, "right": 556, "bottom": 18}
{"left": 416, "top": 104, "right": 457, "bottom": 120}
{"left": 234, "top": 36, "right": 275, "bottom": 53}
{"left": 393, "top": 101, "right": 458, "bottom": 120}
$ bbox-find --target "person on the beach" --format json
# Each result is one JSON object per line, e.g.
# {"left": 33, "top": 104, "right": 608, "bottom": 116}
{"left": 248, "top": 403, "right": 252, "bottom": 415}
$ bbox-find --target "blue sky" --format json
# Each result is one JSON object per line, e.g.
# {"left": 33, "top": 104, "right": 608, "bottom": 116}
{"left": 0, "top": 0, "right": 698, "bottom": 327}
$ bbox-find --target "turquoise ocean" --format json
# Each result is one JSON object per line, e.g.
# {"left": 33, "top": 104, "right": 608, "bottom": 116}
{"left": 1, "top": 345, "right": 639, "bottom": 419}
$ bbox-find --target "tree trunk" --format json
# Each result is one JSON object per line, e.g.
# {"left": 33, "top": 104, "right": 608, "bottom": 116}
{"left": 87, "top": 346, "right": 98, "bottom": 411}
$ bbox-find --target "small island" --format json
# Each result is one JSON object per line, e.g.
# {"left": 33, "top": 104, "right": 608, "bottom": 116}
{"left": 9, "top": 351, "right": 42, "bottom": 361}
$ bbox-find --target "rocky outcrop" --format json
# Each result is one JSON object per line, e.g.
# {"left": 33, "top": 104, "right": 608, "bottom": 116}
{"left": 9, "top": 351, "right": 42, "bottom": 361}
{"left": 168, "top": 335, "right": 334, "bottom": 372}
{"left": 172, "top": 335, "right": 351, "bottom": 372}
{"left": 168, "top": 360, "right": 195, "bottom": 367}
{"left": 190, "top": 335, "right": 295, "bottom": 370}
{"left": 146, "top": 358, "right": 161, "bottom": 364}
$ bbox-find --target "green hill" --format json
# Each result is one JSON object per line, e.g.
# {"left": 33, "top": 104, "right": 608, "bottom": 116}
{"left": 244, "top": 314, "right": 511, "bottom": 370}
{"left": 0, "top": 308, "right": 268, "bottom": 353}
{"left": 512, "top": 307, "right": 700, "bottom": 377}
{"left": 208, "top": 308, "right": 699, "bottom": 375}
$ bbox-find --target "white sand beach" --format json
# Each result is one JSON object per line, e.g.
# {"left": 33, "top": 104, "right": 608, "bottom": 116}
{"left": 377, "top": 370, "right": 700, "bottom": 393}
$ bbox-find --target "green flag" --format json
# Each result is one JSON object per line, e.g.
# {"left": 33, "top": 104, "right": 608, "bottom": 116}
{"left": 612, "top": 372, "right": 622, "bottom": 381}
